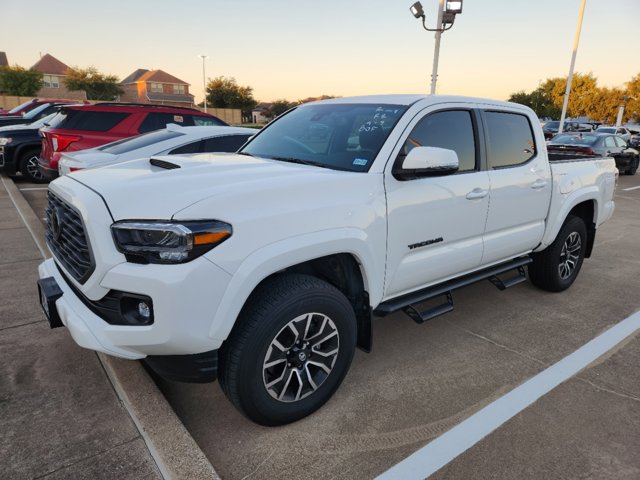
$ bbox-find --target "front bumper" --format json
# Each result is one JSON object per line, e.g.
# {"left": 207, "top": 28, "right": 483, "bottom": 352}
{"left": 38, "top": 255, "right": 232, "bottom": 360}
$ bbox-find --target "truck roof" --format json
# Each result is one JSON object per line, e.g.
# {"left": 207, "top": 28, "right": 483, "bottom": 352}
{"left": 307, "top": 94, "right": 524, "bottom": 110}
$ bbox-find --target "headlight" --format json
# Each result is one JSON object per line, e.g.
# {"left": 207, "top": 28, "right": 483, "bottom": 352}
{"left": 111, "top": 220, "right": 232, "bottom": 264}
{"left": 0, "top": 137, "right": 12, "bottom": 145}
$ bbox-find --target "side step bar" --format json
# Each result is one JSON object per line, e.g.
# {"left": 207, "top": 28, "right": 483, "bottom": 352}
{"left": 374, "top": 257, "right": 532, "bottom": 324}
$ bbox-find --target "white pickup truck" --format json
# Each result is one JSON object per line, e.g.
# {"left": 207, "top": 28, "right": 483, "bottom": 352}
{"left": 37, "top": 95, "right": 617, "bottom": 425}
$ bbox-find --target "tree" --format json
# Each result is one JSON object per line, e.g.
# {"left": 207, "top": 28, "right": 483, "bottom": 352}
{"left": 206, "top": 76, "right": 257, "bottom": 113}
{"left": 508, "top": 87, "right": 560, "bottom": 119}
{"left": 267, "top": 99, "right": 297, "bottom": 119}
{"left": 625, "top": 73, "right": 640, "bottom": 122}
{"left": 64, "top": 67, "right": 123, "bottom": 100}
{"left": 0, "top": 66, "right": 43, "bottom": 96}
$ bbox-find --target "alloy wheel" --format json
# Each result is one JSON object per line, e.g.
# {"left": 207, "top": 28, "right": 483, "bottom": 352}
{"left": 263, "top": 312, "right": 339, "bottom": 403}
{"left": 558, "top": 231, "right": 581, "bottom": 280}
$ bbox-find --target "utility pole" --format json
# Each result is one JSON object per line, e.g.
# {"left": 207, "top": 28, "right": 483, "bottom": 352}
{"left": 558, "top": 0, "right": 586, "bottom": 134}
{"left": 199, "top": 55, "right": 208, "bottom": 113}
{"left": 430, "top": 0, "right": 445, "bottom": 94}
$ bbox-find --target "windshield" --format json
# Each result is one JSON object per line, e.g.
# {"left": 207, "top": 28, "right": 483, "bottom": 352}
{"left": 97, "top": 129, "right": 184, "bottom": 154}
{"left": 550, "top": 134, "right": 599, "bottom": 145}
{"left": 545, "top": 121, "right": 560, "bottom": 129}
{"left": 22, "top": 103, "right": 50, "bottom": 119}
{"left": 7, "top": 100, "right": 35, "bottom": 114}
{"left": 240, "top": 103, "right": 408, "bottom": 172}
{"left": 29, "top": 113, "right": 57, "bottom": 128}
{"left": 596, "top": 127, "right": 615, "bottom": 134}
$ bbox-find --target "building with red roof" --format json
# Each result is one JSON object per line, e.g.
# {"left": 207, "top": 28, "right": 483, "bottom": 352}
{"left": 31, "top": 53, "right": 87, "bottom": 100}
{"left": 120, "top": 68, "right": 194, "bottom": 107}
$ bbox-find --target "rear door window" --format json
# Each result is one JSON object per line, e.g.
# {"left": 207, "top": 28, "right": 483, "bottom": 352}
{"left": 484, "top": 111, "right": 536, "bottom": 168}
{"left": 614, "top": 137, "right": 627, "bottom": 148}
{"left": 58, "top": 110, "right": 130, "bottom": 131}
{"left": 138, "top": 113, "right": 196, "bottom": 133}
{"left": 193, "top": 116, "right": 227, "bottom": 126}
{"left": 203, "top": 134, "right": 252, "bottom": 152}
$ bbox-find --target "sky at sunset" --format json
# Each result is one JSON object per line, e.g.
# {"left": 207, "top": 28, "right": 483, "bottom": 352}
{"left": 1, "top": 0, "right": 638, "bottom": 104}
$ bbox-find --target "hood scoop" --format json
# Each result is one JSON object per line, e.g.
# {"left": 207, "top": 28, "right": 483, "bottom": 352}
{"left": 150, "top": 158, "right": 181, "bottom": 170}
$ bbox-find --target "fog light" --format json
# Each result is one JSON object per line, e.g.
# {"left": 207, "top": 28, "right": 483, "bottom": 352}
{"left": 119, "top": 295, "right": 154, "bottom": 326}
{"left": 138, "top": 301, "right": 151, "bottom": 320}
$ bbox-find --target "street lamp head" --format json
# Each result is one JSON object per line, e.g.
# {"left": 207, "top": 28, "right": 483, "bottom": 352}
{"left": 410, "top": 1, "right": 424, "bottom": 18}
{"left": 445, "top": 0, "right": 463, "bottom": 15}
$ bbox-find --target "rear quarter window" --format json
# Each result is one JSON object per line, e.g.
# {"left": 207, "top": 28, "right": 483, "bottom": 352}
{"left": 484, "top": 111, "right": 536, "bottom": 169}
{"left": 99, "top": 130, "right": 184, "bottom": 154}
{"left": 58, "top": 110, "right": 130, "bottom": 131}
{"left": 203, "top": 134, "right": 252, "bottom": 152}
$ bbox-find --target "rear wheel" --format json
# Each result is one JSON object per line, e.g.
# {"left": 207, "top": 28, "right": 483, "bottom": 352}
{"left": 19, "top": 149, "right": 46, "bottom": 183}
{"left": 219, "top": 274, "right": 357, "bottom": 425}
{"left": 528, "top": 215, "right": 587, "bottom": 292}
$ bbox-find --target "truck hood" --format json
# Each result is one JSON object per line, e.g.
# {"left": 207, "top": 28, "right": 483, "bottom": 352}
{"left": 66, "top": 153, "right": 353, "bottom": 220}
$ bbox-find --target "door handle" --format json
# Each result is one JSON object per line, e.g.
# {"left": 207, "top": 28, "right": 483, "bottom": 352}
{"left": 531, "top": 179, "right": 548, "bottom": 190}
{"left": 466, "top": 188, "right": 488, "bottom": 200}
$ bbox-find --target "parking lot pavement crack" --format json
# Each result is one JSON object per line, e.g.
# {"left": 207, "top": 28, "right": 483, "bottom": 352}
{"left": 239, "top": 449, "right": 276, "bottom": 480}
{"left": 576, "top": 377, "right": 640, "bottom": 403}
{"left": 446, "top": 320, "right": 548, "bottom": 368}
{"left": 32, "top": 435, "right": 142, "bottom": 479}
{"left": 0, "top": 318, "right": 44, "bottom": 332}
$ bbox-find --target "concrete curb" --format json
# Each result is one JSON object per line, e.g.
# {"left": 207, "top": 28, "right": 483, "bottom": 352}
{"left": 99, "top": 354, "right": 220, "bottom": 480}
{"left": 3, "top": 174, "right": 219, "bottom": 480}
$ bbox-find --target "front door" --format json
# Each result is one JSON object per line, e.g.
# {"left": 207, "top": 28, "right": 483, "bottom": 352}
{"left": 384, "top": 107, "right": 490, "bottom": 299}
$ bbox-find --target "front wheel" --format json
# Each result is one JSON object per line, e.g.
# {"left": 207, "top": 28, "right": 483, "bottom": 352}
{"left": 528, "top": 215, "right": 587, "bottom": 292}
{"left": 627, "top": 156, "right": 638, "bottom": 175}
{"left": 218, "top": 274, "right": 357, "bottom": 425}
{"left": 19, "top": 149, "right": 46, "bottom": 183}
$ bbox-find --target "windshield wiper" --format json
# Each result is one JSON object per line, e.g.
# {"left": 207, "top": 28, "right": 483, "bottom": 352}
{"left": 268, "top": 156, "right": 328, "bottom": 168}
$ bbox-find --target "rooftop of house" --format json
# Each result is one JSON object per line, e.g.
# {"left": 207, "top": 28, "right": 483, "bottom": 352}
{"left": 31, "top": 53, "right": 70, "bottom": 75}
{"left": 120, "top": 68, "right": 189, "bottom": 86}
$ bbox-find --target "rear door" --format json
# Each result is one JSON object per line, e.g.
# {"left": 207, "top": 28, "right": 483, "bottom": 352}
{"left": 384, "top": 105, "right": 490, "bottom": 298}
{"left": 480, "top": 109, "right": 551, "bottom": 265}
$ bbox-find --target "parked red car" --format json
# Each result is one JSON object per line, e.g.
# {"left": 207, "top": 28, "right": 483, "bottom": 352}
{"left": 38, "top": 103, "right": 227, "bottom": 180}
{"left": 0, "top": 98, "right": 87, "bottom": 117}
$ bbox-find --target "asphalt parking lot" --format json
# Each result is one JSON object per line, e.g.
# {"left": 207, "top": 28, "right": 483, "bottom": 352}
{"left": 16, "top": 173, "right": 640, "bottom": 479}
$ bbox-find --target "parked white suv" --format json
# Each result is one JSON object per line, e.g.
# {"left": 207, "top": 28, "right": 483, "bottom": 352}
{"left": 58, "top": 124, "right": 254, "bottom": 174}
{"left": 38, "top": 95, "right": 617, "bottom": 425}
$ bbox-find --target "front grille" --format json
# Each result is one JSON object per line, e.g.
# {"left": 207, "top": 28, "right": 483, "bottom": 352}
{"left": 45, "top": 192, "right": 95, "bottom": 283}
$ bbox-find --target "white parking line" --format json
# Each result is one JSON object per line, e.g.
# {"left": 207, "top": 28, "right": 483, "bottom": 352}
{"left": 19, "top": 187, "right": 49, "bottom": 191}
{"left": 622, "top": 185, "right": 640, "bottom": 191}
{"left": 377, "top": 310, "right": 640, "bottom": 480}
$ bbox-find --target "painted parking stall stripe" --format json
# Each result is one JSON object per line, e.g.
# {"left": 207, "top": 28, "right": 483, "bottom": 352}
{"left": 377, "top": 310, "right": 640, "bottom": 480}
{"left": 622, "top": 185, "right": 640, "bottom": 191}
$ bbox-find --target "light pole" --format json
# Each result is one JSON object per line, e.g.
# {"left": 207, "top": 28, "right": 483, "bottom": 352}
{"left": 199, "top": 54, "right": 208, "bottom": 113}
{"left": 410, "top": 1, "right": 463, "bottom": 95}
{"left": 558, "top": 0, "right": 586, "bottom": 134}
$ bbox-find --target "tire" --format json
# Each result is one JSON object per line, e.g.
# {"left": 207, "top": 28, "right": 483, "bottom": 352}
{"left": 218, "top": 273, "right": 357, "bottom": 426}
{"left": 528, "top": 215, "right": 587, "bottom": 292}
{"left": 19, "top": 149, "right": 46, "bottom": 183}
{"left": 627, "top": 156, "right": 638, "bottom": 175}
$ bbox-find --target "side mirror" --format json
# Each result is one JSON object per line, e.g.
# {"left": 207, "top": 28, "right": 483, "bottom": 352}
{"left": 396, "top": 146, "right": 459, "bottom": 180}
